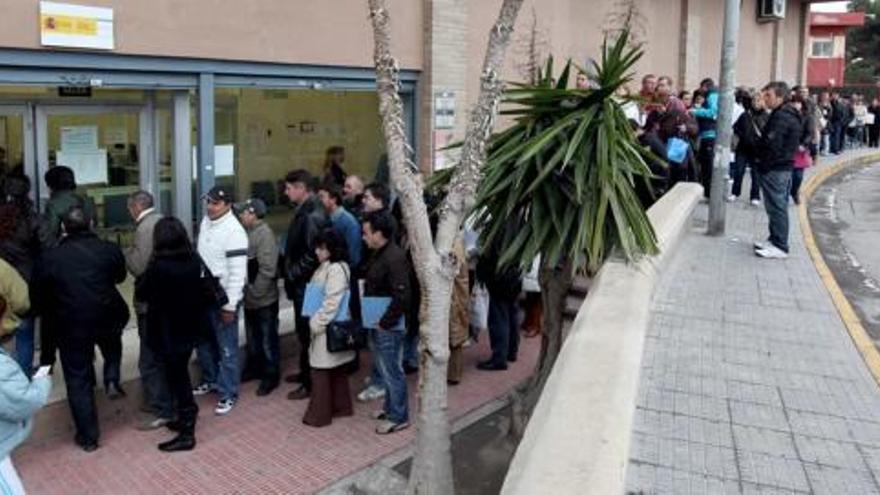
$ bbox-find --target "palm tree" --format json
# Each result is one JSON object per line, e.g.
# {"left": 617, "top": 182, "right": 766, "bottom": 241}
{"left": 472, "top": 30, "right": 660, "bottom": 433}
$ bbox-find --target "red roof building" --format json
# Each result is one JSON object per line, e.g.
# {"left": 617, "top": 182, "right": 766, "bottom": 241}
{"left": 807, "top": 12, "right": 867, "bottom": 87}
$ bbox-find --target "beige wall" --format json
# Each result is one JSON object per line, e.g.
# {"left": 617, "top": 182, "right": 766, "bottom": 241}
{"left": 0, "top": 0, "right": 424, "bottom": 70}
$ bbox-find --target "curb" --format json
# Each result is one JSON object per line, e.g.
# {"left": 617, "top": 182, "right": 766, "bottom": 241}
{"left": 799, "top": 152, "right": 880, "bottom": 388}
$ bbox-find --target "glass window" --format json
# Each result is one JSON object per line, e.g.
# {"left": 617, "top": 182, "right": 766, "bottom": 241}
{"left": 0, "top": 114, "right": 24, "bottom": 176}
{"left": 811, "top": 39, "right": 833, "bottom": 58}
{"left": 215, "top": 87, "right": 386, "bottom": 231}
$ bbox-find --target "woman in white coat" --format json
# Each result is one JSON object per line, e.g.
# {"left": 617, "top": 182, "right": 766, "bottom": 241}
{"left": 303, "top": 229, "right": 355, "bottom": 427}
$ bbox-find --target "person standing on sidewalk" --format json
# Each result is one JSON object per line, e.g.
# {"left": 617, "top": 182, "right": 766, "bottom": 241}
{"left": 318, "top": 184, "right": 362, "bottom": 269}
{"left": 476, "top": 221, "right": 523, "bottom": 371}
{"left": 194, "top": 186, "right": 248, "bottom": 416}
{"left": 754, "top": 82, "right": 802, "bottom": 260}
{"left": 731, "top": 88, "right": 768, "bottom": 205}
{"left": 123, "top": 190, "right": 172, "bottom": 431}
{"left": 135, "top": 217, "right": 204, "bottom": 452}
{"left": 691, "top": 78, "right": 719, "bottom": 199}
{"left": 31, "top": 206, "right": 129, "bottom": 452}
{"left": 282, "top": 170, "right": 329, "bottom": 401}
{"left": 302, "top": 229, "right": 355, "bottom": 427}
{"left": 0, "top": 175, "right": 41, "bottom": 375}
{"left": 362, "top": 212, "right": 411, "bottom": 434}
{"left": 237, "top": 198, "right": 281, "bottom": 397}
{"left": 0, "top": 287, "right": 52, "bottom": 492}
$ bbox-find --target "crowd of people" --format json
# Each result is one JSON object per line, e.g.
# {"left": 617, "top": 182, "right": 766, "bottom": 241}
{"left": 629, "top": 73, "right": 828, "bottom": 259}
{"left": 0, "top": 73, "right": 864, "bottom": 471}
{"left": 0, "top": 143, "right": 543, "bottom": 461}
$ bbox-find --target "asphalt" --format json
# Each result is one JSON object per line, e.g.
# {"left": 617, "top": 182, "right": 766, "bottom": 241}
{"left": 808, "top": 162, "right": 880, "bottom": 344}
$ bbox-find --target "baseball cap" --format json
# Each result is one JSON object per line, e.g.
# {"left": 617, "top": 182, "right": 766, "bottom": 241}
{"left": 203, "top": 185, "right": 234, "bottom": 204}
{"left": 236, "top": 198, "right": 267, "bottom": 218}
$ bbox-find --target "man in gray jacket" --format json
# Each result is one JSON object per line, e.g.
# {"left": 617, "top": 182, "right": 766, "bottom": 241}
{"left": 237, "top": 198, "right": 281, "bottom": 396}
{"left": 124, "top": 190, "right": 172, "bottom": 429}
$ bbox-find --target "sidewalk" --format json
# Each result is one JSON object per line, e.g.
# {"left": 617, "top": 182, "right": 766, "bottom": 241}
{"left": 13, "top": 337, "right": 537, "bottom": 494}
{"left": 625, "top": 152, "right": 880, "bottom": 494}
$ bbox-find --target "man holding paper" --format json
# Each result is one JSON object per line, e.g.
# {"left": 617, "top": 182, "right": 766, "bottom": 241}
{"left": 361, "top": 212, "right": 411, "bottom": 435}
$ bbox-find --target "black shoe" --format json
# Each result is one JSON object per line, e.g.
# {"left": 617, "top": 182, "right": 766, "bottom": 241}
{"left": 507, "top": 355, "right": 518, "bottom": 363}
{"left": 284, "top": 373, "right": 303, "bottom": 384}
{"left": 158, "top": 434, "right": 196, "bottom": 452}
{"left": 477, "top": 360, "right": 508, "bottom": 371}
{"left": 75, "top": 437, "right": 99, "bottom": 452}
{"left": 105, "top": 382, "right": 126, "bottom": 400}
{"left": 403, "top": 364, "right": 418, "bottom": 375}
{"left": 166, "top": 420, "right": 182, "bottom": 432}
{"left": 287, "top": 385, "right": 310, "bottom": 401}
{"left": 256, "top": 380, "right": 278, "bottom": 397}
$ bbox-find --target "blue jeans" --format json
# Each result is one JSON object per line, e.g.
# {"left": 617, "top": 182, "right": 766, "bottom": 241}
{"left": 368, "top": 328, "right": 385, "bottom": 389}
{"left": 731, "top": 154, "right": 761, "bottom": 201}
{"left": 404, "top": 332, "right": 419, "bottom": 370}
{"left": 244, "top": 302, "right": 280, "bottom": 383}
{"left": 487, "top": 294, "right": 519, "bottom": 366}
{"left": 758, "top": 169, "right": 792, "bottom": 253}
{"left": 374, "top": 328, "right": 408, "bottom": 424}
{"left": 791, "top": 168, "right": 805, "bottom": 204}
{"left": 14, "top": 317, "right": 35, "bottom": 376}
{"left": 197, "top": 307, "right": 241, "bottom": 401}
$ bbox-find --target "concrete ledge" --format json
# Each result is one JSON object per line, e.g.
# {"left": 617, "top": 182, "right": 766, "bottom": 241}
{"left": 501, "top": 182, "right": 703, "bottom": 495}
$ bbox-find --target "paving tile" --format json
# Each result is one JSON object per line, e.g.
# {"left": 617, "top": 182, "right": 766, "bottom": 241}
{"left": 803, "top": 464, "right": 880, "bottom": 495}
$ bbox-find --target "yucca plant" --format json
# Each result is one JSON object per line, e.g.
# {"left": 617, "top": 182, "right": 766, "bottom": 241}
{"left": 470, "top": 30, "right": 660, "bottom": 434}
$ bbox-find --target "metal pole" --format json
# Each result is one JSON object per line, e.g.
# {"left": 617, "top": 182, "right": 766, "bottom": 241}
{"left": 707, "top": 0, "right": 741, "bottom": 236}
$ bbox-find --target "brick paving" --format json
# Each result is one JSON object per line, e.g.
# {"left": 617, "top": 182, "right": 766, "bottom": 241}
{"left": 626, "top": 153, "right": 880, "bottom": 494}
{"left": 13, "top": 337, "right": 537, "bottom": 494}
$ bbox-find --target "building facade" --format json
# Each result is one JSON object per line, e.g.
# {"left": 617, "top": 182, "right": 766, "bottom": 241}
{"left": 806, "top": 11, "right": 866, "bottom": 88}
{"left": 0, "top": 0, "right": 811, "bottom": 229}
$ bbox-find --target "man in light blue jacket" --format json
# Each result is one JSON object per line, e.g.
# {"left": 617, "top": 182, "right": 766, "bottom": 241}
{"left": 0, "top": 294, "right": 52, "bottom": 493}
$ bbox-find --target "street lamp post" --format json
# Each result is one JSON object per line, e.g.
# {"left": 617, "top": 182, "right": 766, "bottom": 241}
{"left": 707, "top": 0, "right": 742, "bottom": 236}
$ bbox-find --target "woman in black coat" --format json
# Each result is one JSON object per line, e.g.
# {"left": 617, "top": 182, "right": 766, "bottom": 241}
{"left": 135, "top": 217, "right": 204, "bottom": 452}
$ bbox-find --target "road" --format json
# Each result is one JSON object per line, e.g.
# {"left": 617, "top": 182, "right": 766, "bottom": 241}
{"left": 808, "top": 162, "right": 880, "bottom": 343}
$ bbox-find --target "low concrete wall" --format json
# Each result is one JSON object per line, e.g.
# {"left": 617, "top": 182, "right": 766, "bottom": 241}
{"left": 501, "top": 182, "right": 703, "bottom": 495}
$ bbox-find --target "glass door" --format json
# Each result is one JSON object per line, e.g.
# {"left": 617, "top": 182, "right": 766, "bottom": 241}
{"left": 0, "top": 104, "right": 36, "bottom": 197}
{"left": 35, "top": 105, "right": 149, "bottom": 231}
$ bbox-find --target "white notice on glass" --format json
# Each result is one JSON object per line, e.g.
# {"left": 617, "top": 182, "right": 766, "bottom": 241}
{"left": 60, "top": 126, "right": 99, "bottom": 152}
{"left": 56, "top": 150, "right": 108, "bottom": 185}
{"left": 191, "top": 144, "right": 235, "bottom": 178}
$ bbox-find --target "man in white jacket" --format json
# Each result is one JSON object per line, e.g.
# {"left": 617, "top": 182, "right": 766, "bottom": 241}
{"left": 194, "top": 186, "right": 249, "bottom": 416}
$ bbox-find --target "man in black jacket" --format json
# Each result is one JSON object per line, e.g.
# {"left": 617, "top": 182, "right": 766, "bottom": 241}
{"left": 31, "top": 206, "right": 129, "bottom": 452}
{"left": 362, "top": 211, "right": 411, "bottom": 434}
{"left": 282, "top": 169, "right": 329, "bottom": 399}
{"left": 754, "top": 81, "right": 802, "bottom": 260}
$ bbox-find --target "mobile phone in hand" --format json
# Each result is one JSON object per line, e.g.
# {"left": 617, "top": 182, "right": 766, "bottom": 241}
{"left": 33, "top": 365, "right": 52, "bottom": 379}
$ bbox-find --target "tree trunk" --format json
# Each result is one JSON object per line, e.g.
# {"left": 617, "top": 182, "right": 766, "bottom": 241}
{"left": 509, "top": 259, "right": 576, "bottom": 439}
{"left": 368, "top": 0, "right": 523, "bottom": 493}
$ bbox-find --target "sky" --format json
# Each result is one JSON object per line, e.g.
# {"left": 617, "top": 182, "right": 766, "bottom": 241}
{"left": 811, "top": 1, "right": 850, "bottom": 12}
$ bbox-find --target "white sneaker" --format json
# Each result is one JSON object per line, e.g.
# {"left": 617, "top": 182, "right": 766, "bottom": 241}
{"left": 192, "top": 383, "right": 215, "bottom": 396}
{"left": 753, "top": 241, "right": 767, "bottom": 250}
{"left": 726, "top": 194, "right": 737, "bottom": 202}
{"left": 357, "top": 385, "right": 386, "bottom": 402}
{"left": 755, "top": 245, "right": 789, "bottom": 259}
{"left": 214, "top": 398, "right": 236, "bottom": 416}
{"left": 750, "top": 199, "right": 761, "bottom": 207}
{"left": 727, "top": 178, "right": 734, "bottom": 185}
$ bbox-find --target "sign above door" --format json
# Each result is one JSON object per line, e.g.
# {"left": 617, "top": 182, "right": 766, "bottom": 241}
{"left": 40, "top": 1, "right": 114, "bottom": 51}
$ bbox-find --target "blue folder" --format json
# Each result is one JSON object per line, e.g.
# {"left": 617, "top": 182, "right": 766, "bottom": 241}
{"left": 361, "top": 296, "right": 405, "bottom": 331}
{"left": 302, "top": 283, "right": 351, "bottom": 321}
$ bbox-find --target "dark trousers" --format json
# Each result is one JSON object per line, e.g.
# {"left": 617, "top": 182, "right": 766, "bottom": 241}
{"left": 831, "top": 124, "right": 844, "bottom": 153}
{"left": 731, "top": 154, "right": 761, "bottom": 201}
{"left": 791, "top": 168, "right": 805, "bottom": 204}
{"left": 487, "top": 294, "right": 519, "bottom": 366}
{"left": 137, "top": 314, "right": 173, "bottom": 419}
{"left": 291, "top": 287, "right": 312, "bottom": 390}
{"left": 870, "top": 124, "right": 880, "bottom": 147}
{"left": 758, "top": 169, "right": 792, "bottom": 253}
{"left": 58, "top": 330, "right": 122, "bottom": 445}
{"left": 164, "top": 350, "right": 198, "bottom": 427}
{"left": 698, "top": 139, "right": 716, "bottom": 198}
{"left": 244, "top": 301, "right": 281, "bottom": 384}
{"left": 303, "top": 365, "right": 353, "bottom": 427}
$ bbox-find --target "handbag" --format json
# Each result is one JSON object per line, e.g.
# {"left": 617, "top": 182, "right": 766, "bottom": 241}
{"left": 666, "top": 137, "right": 689, "bottom": 165}
{"left": 198, "top": 256, "right": 229, "bottom": 308}
{"left": 326, "top": 320, "right": 366, "bottom": 353}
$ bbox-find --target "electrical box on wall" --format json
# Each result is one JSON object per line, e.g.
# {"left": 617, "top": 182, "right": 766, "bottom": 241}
{"left": 757, "top": 0, "right": 786, "bottom": 22}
